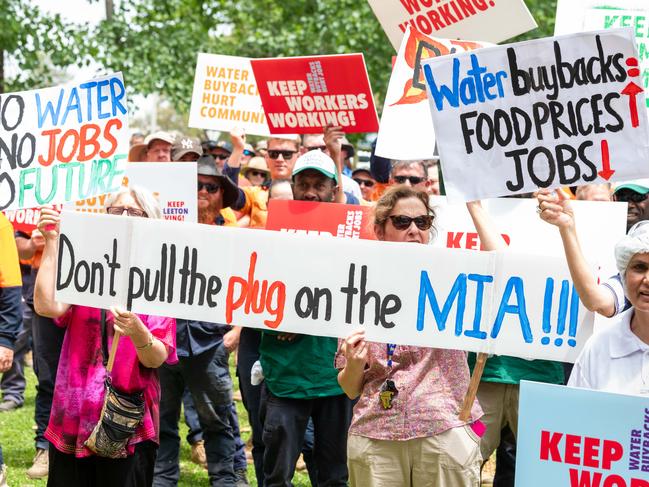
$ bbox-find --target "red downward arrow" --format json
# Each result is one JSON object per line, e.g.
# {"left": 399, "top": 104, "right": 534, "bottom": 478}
{"left": 598, "top": 139, "right": 615, "bottom": 180}
{"left": 621, "top": 82, "right": 644, "bottom": 128}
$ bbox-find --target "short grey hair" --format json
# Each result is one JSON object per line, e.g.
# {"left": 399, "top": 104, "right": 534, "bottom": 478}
{"left": 104, "top": 185, "right": 163, "bottom": 220}
{"left": 391, "top": 160, "right": 428, "bottom": 178}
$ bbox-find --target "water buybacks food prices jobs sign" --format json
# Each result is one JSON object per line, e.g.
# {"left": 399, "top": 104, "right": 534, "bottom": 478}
{"left": 422, "top": 29, "right": 649, "bottom": 202}
{"left": 250, "top": 54, "right": 380, "bottom": 134}
{"left": 0, "top": 73, "right": 129, "bottom": 211}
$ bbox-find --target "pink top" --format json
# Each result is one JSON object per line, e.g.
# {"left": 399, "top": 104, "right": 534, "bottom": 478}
{"left": 336, "top": 342, "right": 482, "bottom": 441}
{"left": 45, "top": 305, "right": 177, "bottom": 458}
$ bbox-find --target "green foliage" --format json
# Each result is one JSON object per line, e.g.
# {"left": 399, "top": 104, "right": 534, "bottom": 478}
{"left": 0, "top": 0, "right": 87, "bottom": 93}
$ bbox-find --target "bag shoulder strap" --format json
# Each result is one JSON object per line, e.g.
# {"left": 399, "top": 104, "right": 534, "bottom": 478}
{"left": 100, "top": 309, "right": 109, "bottom": 369}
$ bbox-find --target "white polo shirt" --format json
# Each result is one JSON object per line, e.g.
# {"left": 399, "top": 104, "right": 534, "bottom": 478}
{"left": 568, "top": 309, "right": 649, "bottom": 396}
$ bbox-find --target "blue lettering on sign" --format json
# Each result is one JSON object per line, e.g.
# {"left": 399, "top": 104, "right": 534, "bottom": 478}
{"left": 490, "top": 276, "right": 533, "bottom": 343}
{"left": 416, "top": 271, "right": 466, "bottom": 332}
{"left": 423, "top": 54, "right": 508, "bottom": 111}
{"left": 35, "top": 76, "right": 127, "bottom": 128}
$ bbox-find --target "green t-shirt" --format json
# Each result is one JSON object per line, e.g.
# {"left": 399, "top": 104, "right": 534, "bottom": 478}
{"left": 468, "top": 353, "right": 565, "bottom": 385}
{"left": 259, "top": 332, "right": 343, "bottom": 399}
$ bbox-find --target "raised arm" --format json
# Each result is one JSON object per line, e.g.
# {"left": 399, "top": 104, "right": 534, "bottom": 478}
{"left": 537, "top": 189, "right": 616, "bottom": 317}
{"left": 324, "top": 123, "right": 346, "bottom": 204}
{"left": 33, "top": 208, "right": 70, "bottom": 319}
{"left": 466, "top": 200, "right": 507, "bottom": 251}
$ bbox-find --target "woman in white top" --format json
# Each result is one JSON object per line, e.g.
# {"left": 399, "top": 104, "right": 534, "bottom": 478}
{"left": 568, "top": 221, "right": 649, "bottom": 396}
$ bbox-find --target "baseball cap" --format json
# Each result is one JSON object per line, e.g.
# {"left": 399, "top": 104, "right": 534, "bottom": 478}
{"left": 172, "top": 137, "right": 203, "bottom": 161}
{"left": 614, "top": 179, "right": 649, "bottom": 195}
{"left": 128, "top": 131, "right": 176, "bottom": 161}
{"left": 292, "top": 150, "right": 338, "bottom": 184}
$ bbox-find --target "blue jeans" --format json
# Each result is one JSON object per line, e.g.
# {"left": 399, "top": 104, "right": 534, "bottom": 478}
{"left": 0, "top": 305, "right": 31, "bottom": 406}
{"left": 153, "top": 343, "right": 236, "bottom": 487}
{"left": 182, "top": 389, "right": 247, "bottom": 470}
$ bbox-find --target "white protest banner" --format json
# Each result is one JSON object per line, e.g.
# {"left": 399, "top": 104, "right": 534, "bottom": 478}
{"left": 422, "top": 29, "right": 649, "bottom": 202}
{"left": 55, "top": 211, "right": 594, "bottom": 362}
{"left": 367, "top": 0, "right": 537, "bottom": 51}
{"left": 188, "top": 53, "right": 270, "bottom": 136}
{"left": 516, "top": 381, "right": 649, "bottom": 486}
{"left": 376, "top": 27, "right": 489, "bottom": 160}
{"left": 68, "top": 162, "right": 198, "bottom": 223}
{"left": 0, "top": 73, "right": 129, "bottom": 211}
{"left": 555, "top": 0, "right": 649, "bottom": 117}
{"left": 430, "top": 197, "right": 626, "bottom": 278}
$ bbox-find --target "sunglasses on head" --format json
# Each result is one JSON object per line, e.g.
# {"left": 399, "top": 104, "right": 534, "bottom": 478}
{"left": 388, "top": 214, "right": 433, "bottom": 231}
{"left": 267, "top": 149, "right": 297, "bottom": 160}
{"left": 353, "top": 178, "right": 375, "bottom": 188}
{"left": 306, "top": 145, "right": 327, "bottom": 152}
{"left": 615, "top": 189, "right": 649, "bottom": 203}
{"left": 393, "top": 175, "right": 427, "bottom": 185}
{"left": 197, "top": 182, "right": 221, "bottom": 193}
{"left": 106, "top": 206, "right": 148, "bottom": 218}
{"left": 213, "top": 154, "right": 229, "bottom": 161}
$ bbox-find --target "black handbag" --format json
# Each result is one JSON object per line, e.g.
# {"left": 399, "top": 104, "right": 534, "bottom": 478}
{"left": 84, "top": 310, "right": 145, "bottom": 459}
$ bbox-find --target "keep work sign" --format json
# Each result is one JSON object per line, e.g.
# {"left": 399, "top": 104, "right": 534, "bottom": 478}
{"left": 422, "top": 29, "right": 649, "bottom": 202}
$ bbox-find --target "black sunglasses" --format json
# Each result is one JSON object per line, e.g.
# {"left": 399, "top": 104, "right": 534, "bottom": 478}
{"left": 213, "top": 154, "right": 229, "bottom": 161}
{"left": 248, "top": 170, "right": 267, "bottom": 178}
{"left": 388, "top": 215, "right": 433, "bottom": 231}
{"left": 306, "top": 145, "right": 327, "bottom": 152}
{"left": 614, "top": 189, "right": 648, "bottom": 203}
{"left": 353, "top": 178, "right": 375, "bottom": 188}
{"left": 267, "top": 150, "right": 297, "bottom": 160}
{"left": 393, "top": 175, "right": 427, "bottom": 185}
{"left": 106, "top": 206, "right": 148, "bottom": 218}
{"left": 197, "top": 182, "right": 221, "bottom": 193}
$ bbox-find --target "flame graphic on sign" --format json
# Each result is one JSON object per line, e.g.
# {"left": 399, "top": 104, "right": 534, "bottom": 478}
{"left": 391, "top": 29, "right": 485, "bottom": 106}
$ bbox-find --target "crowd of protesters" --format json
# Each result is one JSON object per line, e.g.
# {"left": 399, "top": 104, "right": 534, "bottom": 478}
{"left": 0, "top": 120, "right": 647, "bottom": 487}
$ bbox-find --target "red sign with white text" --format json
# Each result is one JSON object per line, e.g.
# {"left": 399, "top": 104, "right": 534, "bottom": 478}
{"left": 250, "top": 54, "right": 379, "bottom": 134}
{"left": 266, "top": 200, "right": 376, "bottom": 240}
{"left": 3, "top": 204, "right": 64, "bottom": 235}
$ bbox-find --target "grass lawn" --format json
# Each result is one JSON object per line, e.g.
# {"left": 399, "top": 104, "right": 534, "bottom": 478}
{"left": 0, "top": 356, "right": 311, "bottom": 486}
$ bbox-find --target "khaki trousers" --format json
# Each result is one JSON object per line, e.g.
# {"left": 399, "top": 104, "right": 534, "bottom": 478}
{"left": 475, "top": 382, "right": 519, "bottom": 462}
{"left": 347, "top": 426, "right": 482, "bottom": 487}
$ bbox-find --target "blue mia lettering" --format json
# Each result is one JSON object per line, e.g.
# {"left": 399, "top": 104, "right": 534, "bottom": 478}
{"left": 424, "top": 54, "right": 508, "bottom": 111}
{"left": 35, "top": 76, "right": 127, "bottom": 129}
{"left": 416, "top": 272, "right": 534, "bottom": 343}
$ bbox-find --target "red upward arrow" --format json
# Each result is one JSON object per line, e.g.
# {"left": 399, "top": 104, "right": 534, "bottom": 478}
{"left": 598, "top": 139, "right": 615, "bottom": 180}
{"left": 621, "top": 82, "right": 644, "bottom": 128}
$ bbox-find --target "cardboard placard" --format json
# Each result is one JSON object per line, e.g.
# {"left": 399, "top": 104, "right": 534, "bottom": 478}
{"left": 555, "top": 0, "right": 649, "bottom": 115}
{"left": 376, "top": 26, "right": 490, "bottom": 160}
{"left": 266, "top": 200, "right": 375, "bottom": 239}
{"left": 516, "top": 381, "right": 649, "bottom": 486}
{"left": 250, "top": 54, "right": 379, "bottom": 134}
{"left": 66, "top": 162, "right": 198, "bottom": 223}
{"left": 422, "top": 29, "right": 649, "bottom": 202}
{"left": 188, "top": 53, "right": 270, "bottom": 136}
{"left": 367, "top": 0, "right": 537, "bottom": 51}
{"left": 55, "top": 211, "right": 593, "bottom": 362}
{"left": 0, "top": 73, "right": 129, "bottom": 211}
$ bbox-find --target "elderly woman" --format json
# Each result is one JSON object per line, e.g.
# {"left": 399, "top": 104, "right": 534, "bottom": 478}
{"left": 568, "top": 221, "right": 649, "bottom": 395}
{"left": 336, "top": 185, "right": 503, "bottom": 487}
{"left": 34, "top": 186, "right": 177, "bottom": 487}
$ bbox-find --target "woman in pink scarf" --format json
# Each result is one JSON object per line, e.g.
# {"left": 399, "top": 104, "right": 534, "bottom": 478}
{"left": 34, "top": 187, "right": 177, "bottom": 487}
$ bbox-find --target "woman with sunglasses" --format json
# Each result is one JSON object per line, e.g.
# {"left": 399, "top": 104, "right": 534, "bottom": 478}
{"left": 33, "top": 186, "right": 177, "bottom": 487}
{"left": 336, "top": 185, "right": 506, "bottom": 486}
